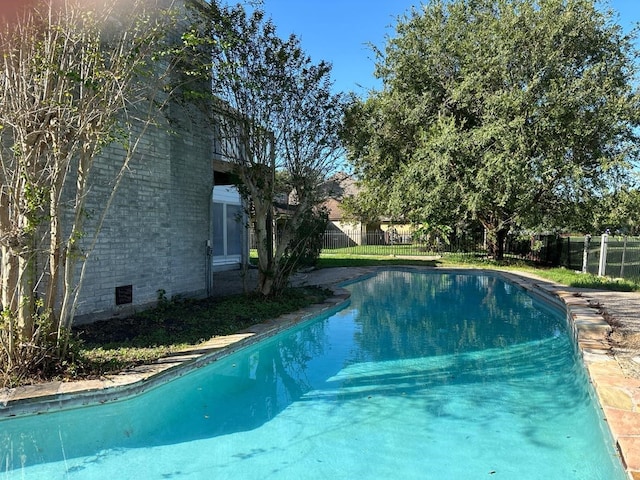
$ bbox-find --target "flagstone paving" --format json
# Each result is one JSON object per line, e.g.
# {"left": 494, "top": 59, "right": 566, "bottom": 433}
{"left": 1, "top": 265, "right": 639, "bottom": 478}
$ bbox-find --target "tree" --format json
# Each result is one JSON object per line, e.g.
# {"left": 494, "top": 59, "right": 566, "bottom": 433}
{"left": 591, "top": 183, "right": 640, "bottom": 235}
{"left": 0, "top": 0, "right": 181, "bottom": 382}
{"left": 189, "top": 3, "right": 344, "bottom": 296}
{"left": 342, "top": 0, "right": 640, "bottom": 259}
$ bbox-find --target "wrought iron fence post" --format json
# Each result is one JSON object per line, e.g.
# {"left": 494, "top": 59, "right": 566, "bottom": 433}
{"left": 620, "top": 235, "right": 627, "bottom": 278}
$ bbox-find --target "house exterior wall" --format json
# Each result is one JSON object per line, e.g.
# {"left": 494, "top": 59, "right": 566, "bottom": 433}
{"left": 0, "top": 0, "right": 228, "bottom": 324}
{"left": 327, "top": 220, "right": 365, "bottom": 246}
{"left": 167, "top": 116, "right": 214, "bottom": 298}
{"left": 73, "top": 109, "right": 214, "bottom": 323}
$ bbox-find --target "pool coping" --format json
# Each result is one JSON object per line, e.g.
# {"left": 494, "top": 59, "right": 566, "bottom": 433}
{"left": 0, "top": 290, "right": 352, "bottom": 419}
{"left": 0, "top": 266, "right": 638, "bottom": 479}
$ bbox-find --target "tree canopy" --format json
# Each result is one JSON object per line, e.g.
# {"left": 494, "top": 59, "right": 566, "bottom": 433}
{"left": 342, "top": 0, "right": 640, "bottom": 257}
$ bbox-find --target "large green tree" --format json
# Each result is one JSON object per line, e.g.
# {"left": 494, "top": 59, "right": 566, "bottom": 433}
{"left": 591, "top": 183, "right": 640, "bottom": 235}
{"left": 343, "top": 0, "right": 640, "bottom": 258}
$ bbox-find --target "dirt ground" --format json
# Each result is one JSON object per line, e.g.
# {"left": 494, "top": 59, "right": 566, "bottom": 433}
{"left": 585, "top": 289, "right": 640, "bottom": 378}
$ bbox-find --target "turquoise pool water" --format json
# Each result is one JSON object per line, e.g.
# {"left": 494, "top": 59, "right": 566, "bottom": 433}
{"left": 0, "top": 270, "right": 626, "bottom": 479}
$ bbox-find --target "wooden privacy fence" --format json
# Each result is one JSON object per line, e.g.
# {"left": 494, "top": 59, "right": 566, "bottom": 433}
{"left": 319, "top": 230, "right": 485, "bottom": 256}
{"left": 250, "top": 228, "right": 486, "bottom": 256}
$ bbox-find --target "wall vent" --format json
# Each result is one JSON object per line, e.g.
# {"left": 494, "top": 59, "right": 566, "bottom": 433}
{"left": 115, "top": 285, "right": 133, "bottom": 305}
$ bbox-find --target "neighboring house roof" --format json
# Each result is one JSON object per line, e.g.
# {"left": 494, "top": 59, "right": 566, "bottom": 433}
{"left": 322, "top": 172, "right": 359, "bottom": 222}
{"left": 324, "top": 197, "right": 343, "bottom": 221}
{"left": 323, "top": 171, "right": 359, "bottom": 199}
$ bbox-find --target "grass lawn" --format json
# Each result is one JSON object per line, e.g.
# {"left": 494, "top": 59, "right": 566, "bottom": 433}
{"left": 67, "top": 252, "right": 638, "bottom": 383}
{"left": 317, "top": 252, "right": 640, "bottom": 291}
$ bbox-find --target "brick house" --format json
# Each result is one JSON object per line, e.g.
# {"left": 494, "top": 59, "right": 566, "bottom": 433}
{"left": 70, "top": 2, "right": 248, "bottom": 323}
{"left": 322, "top": 172, "right": 414, "bottom": 247}
{"left": 72, "top": 110, "right": 248, "bottom": 323}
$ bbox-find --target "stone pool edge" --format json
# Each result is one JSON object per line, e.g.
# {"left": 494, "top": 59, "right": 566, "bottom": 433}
{"left": 498, "top": 270, "right": 640, "bottom": 480}
{"left": 1, "top": 266, "right": 638, "bottom": 479}
{"left": 0, "top": 288, "right": 351, "bottom": 419}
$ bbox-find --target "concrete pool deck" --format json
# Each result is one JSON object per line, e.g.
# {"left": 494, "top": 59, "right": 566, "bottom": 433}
{"left": 1, "top": 266, "right": 640, "bottom": 478}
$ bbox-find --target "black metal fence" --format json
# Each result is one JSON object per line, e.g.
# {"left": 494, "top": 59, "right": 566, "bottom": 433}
{"left": 320, "top": 229, "right": 486, "bottom": 256}
{"left": 319, "top": 229, "right": 564, "bottom": 261}
{"left": 251, "top": 228, "right": 640, "bottom": 282}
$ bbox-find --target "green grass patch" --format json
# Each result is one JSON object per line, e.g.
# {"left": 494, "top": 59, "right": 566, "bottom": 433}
{"left": 317, "top": 252, "right": 640, "bottom": 291}
{"left": 439, "top": 254, "right": 640, "bottom": 291}
{"left": 515, "top": 267, "right": 639, "bottom": 291}
{"left": 317, "top": 253, "right": 439, "bottom": 268}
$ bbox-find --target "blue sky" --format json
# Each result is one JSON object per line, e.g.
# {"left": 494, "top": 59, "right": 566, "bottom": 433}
{"left": 258, "top": 0, "right": 640, "bottom": 95}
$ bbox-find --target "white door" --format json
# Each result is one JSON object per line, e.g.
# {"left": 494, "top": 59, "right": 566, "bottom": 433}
{"left": 212, "top": 186, "right": 244, "bottom": 271}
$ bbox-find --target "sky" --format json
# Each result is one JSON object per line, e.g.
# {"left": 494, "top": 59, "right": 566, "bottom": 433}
{"left": 257, "top": 0, "right": 640, "bottom": 95}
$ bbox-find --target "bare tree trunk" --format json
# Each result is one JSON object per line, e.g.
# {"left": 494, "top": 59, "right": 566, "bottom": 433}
{"left": 1, "top": 247, "right": 17, "bottom": 363}
{"left": 45, "top": 180, "right": 64, "bottom": 317}
{"left": 1, "top": 186, "right": 37, "bottom": 341}
{"left": 56, "top": 153, "right": 91, "bottom": 350}
{"left": 254, "top": 203, "right": 275, "bottom": 296}
{"left": 16, "top": 249, "right": 35, "bottom": 340}
{"left": 495, "top": 228, "right": 507, "bottom": 260}
{"left": 0, "top": 188, "right": 16, "bottom": 362}
{"left": 0, "top": 191, "right": 15, "bottom": 313}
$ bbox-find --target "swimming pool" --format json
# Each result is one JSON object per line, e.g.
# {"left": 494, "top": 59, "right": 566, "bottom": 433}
{"left": 0, "top": 270, "right": 626, "bottom": 479}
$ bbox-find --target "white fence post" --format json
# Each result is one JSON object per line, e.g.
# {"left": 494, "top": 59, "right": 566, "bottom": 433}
{"left": 582, "top": 234, "right": 591, "bottom": 274}
{"left": 598, "top": 233, "right": 608, "bottom": 277}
